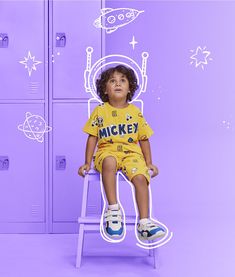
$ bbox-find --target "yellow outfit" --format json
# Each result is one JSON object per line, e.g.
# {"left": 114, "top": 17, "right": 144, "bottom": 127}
{"left": 83, "top": 102, "right": 154, "bottom": 183}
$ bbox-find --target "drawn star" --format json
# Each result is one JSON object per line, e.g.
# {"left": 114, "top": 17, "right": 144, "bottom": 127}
{"left": 129, "top": 35, "right": 138, "bottom": 50}
{"left": 190, "top": 46, "right": 213, "bottom": 70}
{"left": 19, "top": 51, "right": 42, "bottom": 76}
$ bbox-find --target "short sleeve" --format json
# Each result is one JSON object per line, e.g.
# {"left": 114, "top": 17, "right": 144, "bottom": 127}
{"left": 82, "top": 106, "right": 99, "bottom": 137}
{"left": 137, "top": 111, "right": 154, "bottom": 140}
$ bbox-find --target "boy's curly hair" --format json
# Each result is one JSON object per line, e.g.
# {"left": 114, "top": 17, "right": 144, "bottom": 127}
{"left": 96, "top": 65, "right": 139, "bottom": 102}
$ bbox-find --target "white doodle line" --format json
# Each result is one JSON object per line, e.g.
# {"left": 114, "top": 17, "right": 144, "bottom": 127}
{"left": 99, "top": 171, "right": 173, "bottom": 249}
{"left": 129, "top": 35, "right": 138, "bottom": 50}
{"left": 94, "top": 8, "right": 144, "bottom": 34}
{"left": 18, "top": 112, "right": 52, "bottom": 143}
{"left": 84, "top": 46, "right": 149, "bottom": 105}
{"left": 190, "top": 46, "right": 212, "bottom": 70}
{"left": 19, "top": 51, "right": 42, "bottom": 77}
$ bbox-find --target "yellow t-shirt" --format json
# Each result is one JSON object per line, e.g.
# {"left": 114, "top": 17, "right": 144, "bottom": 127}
{"left": 83, "top": 102, "right": 154, "bottom": 155}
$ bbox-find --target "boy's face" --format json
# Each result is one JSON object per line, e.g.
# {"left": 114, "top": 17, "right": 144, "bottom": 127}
{"left": 105, "top": 71, "right": 130, "bottom": 102}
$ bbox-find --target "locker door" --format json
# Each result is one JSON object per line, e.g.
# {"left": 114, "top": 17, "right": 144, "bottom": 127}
{"left": 0, "top": 1, "right": 45, "bottom": 100}
{"left": 52, "top": 0, "right": 102, "bottom": 99}
{"left": 0, "top": 104, "right": 45, "bottom": 233}
{"left": 52, "top": 102, "right": 102, "bottom": 233}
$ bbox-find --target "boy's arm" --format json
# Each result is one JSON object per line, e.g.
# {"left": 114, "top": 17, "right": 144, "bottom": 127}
{"left": 139, "top": 139, "right": 159, "bottom": 177}
{"left": 85, "top": 135, "right": 98, "bottom": 166}
{"left": 139, "top": 139, "right": 152, "bottom": 166}
{"left": 78, "top": 135, "right": 98, "bottom": 177}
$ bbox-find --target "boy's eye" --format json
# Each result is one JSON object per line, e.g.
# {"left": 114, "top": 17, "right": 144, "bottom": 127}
{"left": 121, "top": 78, "right": 127, "bottom": 82}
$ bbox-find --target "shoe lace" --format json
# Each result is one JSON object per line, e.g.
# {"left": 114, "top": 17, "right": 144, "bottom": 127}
{"left": 145, "top": 221, "right": 158, "bottom": 228}
{"left": 105, "top": 209, "right": 122, "bottom": 223}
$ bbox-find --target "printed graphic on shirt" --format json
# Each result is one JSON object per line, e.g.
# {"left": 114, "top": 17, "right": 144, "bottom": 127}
{"left": 98, "top": 122, "right": 138, "bottom": 139}
{"left": 92, "top": 116, "right": 104, "bottom": 127}
{"left": 122, "top": 165, "right": 128, "bottom": 175}
{"left": 131, "top": 167, "right": 138, "bottom": 174}
{"left": 117, "top": 145, "right": 123, "bottom": 152}
{"left": 82, "top": 102, "right": 154, "bottom": 154}
{"left": 139, "top": 135, "right": 148, "bottom": 140}
{"left": 126, "top": 113, "right": 132, "bottom": 121}
{"left": 112, "top": 111, "right": 117, "bottom": 117}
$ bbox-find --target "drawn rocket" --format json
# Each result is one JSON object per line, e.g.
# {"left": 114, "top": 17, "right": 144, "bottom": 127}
{"left": 93, "top": 8, "right": 144, "bottom": 34}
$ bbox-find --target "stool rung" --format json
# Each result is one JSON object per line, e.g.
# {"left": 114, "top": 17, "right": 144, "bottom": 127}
{"left": 78, "top": 216, "right": 136, "bottom": 224}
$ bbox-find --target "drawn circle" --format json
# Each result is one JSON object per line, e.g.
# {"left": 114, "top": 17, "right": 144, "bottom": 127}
{"left": 142, "top": 52, "right": 149, "bottom": 59}
{"left": 126, "top": 12, "right": 132, "bottom": 18}
{"left": 88, "top": 55, "right": 144, "bottom": 102}
{"left": 118, "top": 14, "right": 124, "bottom": 20}
{"left": 86, "top": 47, "right": 93, "bottom": 54}
{"left": 107, "top": 16, "right": 116, "bottom": 24}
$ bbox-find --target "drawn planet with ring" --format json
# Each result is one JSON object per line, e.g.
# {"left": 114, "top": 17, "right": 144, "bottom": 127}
{"left": 18, "top": 112, "right": 52, "bottom": 143}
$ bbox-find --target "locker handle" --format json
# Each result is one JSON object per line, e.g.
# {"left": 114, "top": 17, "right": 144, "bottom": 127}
{"left": 0, "top": 156, "right": 9, "bottom": 170}
{"left": 56, "top": 33, "right": 66, "bottom": 47}
{"left": 56, "top": 156, "right": 66, "bottom": 170}
{"left": 0, "top": 33, "right": 9, "bottom": 48}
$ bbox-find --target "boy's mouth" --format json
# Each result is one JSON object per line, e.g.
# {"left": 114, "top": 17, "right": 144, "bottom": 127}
{"left": 114, "top": 88, "right": 122, "bottom": 92}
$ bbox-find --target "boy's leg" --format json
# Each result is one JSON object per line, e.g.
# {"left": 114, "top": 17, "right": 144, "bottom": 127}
{"left": 131, "top": 174, "right": 149, "bottom": 219}
{"left": 132, "top": 174, "right": 165, "bottom": 241}
{"left": 102, "top": 156, "right": 117, "bottom": 205}
{"left": 101, "top": 155, "right": 124, "bottom": 238}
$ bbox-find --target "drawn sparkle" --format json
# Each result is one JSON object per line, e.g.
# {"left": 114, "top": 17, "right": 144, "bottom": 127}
{"left": 129, "top": 35, "right": 138, "bottom": 50}
{"left": 19, "top": 51, "right": 42, "bottom": 77}
{"left": 190, "top": 46, "right": 212, "bottom": 70}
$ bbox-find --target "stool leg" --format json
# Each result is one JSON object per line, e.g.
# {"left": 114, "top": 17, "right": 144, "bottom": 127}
{"left": 148, "top": 240, "right": 158, "bottom": 269}
{"left": 153, "top": 247, "right": 158, "bottom": 269}
{"left": 149, "top": 241, "right": 154, "bottom": 256}
{"left": 76, "top": 224, "right": 85, "bottom": 268}
{"left": 149, "top": 248, "right": 154, "bottom": 256}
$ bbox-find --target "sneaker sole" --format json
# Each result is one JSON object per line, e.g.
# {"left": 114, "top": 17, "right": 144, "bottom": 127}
{"left": 104, "top": 229, "right": 124, "bottom": 238}
{"left": 138, "top": 230, "right": 166, "bottom": 241}
{"left": 103, "top": 223, "right": 124, "bottom": 238}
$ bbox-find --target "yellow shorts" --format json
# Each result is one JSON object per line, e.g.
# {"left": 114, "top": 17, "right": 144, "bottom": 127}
{"left": 94, "top": 150, "right": 151, "bottom": 184}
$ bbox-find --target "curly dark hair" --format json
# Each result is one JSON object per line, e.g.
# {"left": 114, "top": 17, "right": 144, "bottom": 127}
{"left": 96, "top": 65, "right": 139, "bottom": 102}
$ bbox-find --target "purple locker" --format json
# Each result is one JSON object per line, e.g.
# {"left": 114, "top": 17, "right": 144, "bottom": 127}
{"left": 52, "top": 0, "right": 102, "bottom": 99}
{"left": 0, "top": 1, "right": 46, "bottom": 100}
{"left": 52, "top": 102, "right": 102, "bottom": 233}
{"left": 0, "top": 104, "right": 46, "bottom": 233}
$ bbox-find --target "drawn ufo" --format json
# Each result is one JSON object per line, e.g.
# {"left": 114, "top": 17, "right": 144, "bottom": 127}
{"left": 93, "top": 8, "right": 144, "bottom": 34}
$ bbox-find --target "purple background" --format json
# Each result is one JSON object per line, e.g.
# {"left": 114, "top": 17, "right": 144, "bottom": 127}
{"left": 0, "top": 0, "right": 235, "bottom": 276}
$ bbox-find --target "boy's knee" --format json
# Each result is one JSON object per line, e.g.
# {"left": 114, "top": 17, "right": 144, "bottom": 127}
{"left": 102, "top": 156, "right": 117, "bottom": 171}
{"left": 132, "top": 174, "right": 147, "bottom": 184}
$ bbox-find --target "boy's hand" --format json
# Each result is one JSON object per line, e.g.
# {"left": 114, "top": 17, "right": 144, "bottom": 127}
{"left": 78, "top": 164, "right": 90, "bottom": 177}
{"left": 147, "top": 164, "right": 159, "bottom": 178}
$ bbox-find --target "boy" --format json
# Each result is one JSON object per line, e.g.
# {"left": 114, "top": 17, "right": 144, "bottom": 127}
{"left": 78, "top": 65, "right": 165, "bottom": 241}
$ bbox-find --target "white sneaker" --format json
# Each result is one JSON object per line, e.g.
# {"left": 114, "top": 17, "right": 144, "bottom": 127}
{"left": 104, "top": 208, "right": 124, "bottom": 238}
{"left": 137, "top": 219, "right": 165, "bottom": 241}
